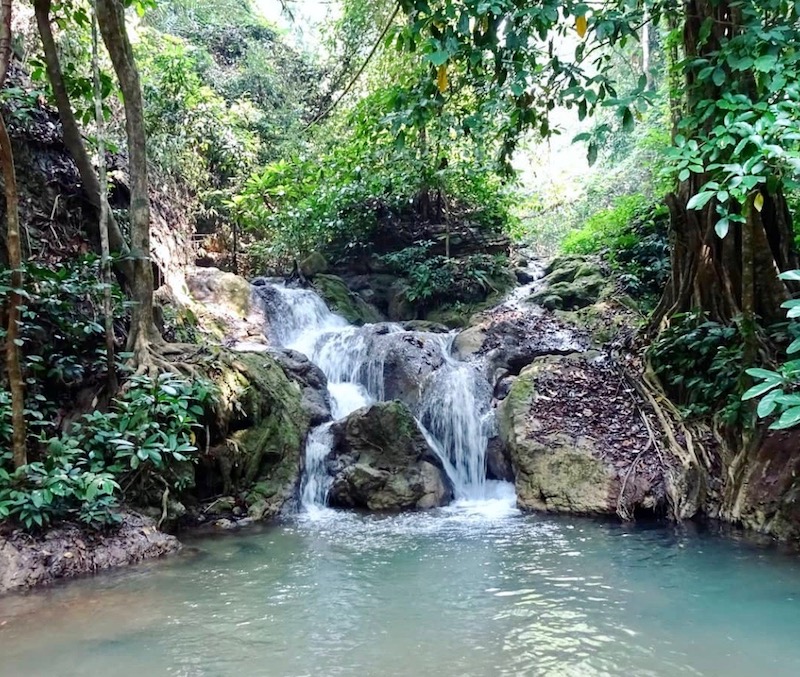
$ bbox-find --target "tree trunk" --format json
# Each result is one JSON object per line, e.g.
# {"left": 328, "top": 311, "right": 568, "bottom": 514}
{"left": 95, "top": 0, "right": 161, "bottom": 361}
{"left": 651, "top": 0, "right": 794, "bottom": 331}
{"left": 33, "top": 0, "right": 133, "bottom": 285}
{"left": 91, "top": 0, "right": 116, "bottom": 393}
{"left": 0, "top": 0, "right": 26, "bottom": 467}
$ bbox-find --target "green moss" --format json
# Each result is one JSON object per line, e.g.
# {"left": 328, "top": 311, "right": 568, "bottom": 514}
{"left": 313, "top": 273, "right": 382, "bottom": 325}
{"left": 212, "top": 351, "right": 311, "bottom": 518}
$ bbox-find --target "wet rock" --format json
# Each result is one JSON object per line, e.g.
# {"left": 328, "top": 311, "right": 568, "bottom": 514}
{"left": 312, "top": 273, "right": 383, "bottom": 325}
{"left": 400, "top": 320, "right": 451, "bottom": 333}
{"left": 344, "top": 273, "right": 400, "bottom": 314}
{"left": 299, "top": 252, "right": 328, "bottom": 278}
{"left": 187, "top": 266, "right": 253, "bottom": 316}
{"left": 0, "top": 512, "right": 180, "bottom": 595}
{"left": 498, "top": 353, "right": 669, "bottom": 516}
{"left": 200, "top": 351, "right": 314, "bottom": 520}
{"left": 515, "top": 267, "right": 536, "bottom": 284}
{"left": 486, "top": 435, "right": 514, "bottom": 482}
{"left": 453, "top": 313, "right": 584, "bottom": 385}
{"left": 327, "top": 401, "right": 453, "bottom": 511}
{"left": 269, "top": 348, "right": 331, "bottom": 425}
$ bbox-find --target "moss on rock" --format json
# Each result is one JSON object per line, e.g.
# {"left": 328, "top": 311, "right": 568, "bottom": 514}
{"left": 313, "top": 273, "right": 383, "bottom": 325}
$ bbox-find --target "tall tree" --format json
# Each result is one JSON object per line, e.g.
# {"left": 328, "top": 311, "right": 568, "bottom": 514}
{"left": 0, "top": 0, "right": 26, "bottom": 468}
{"left": 393, "top": 0, "right": 799, "bottom": 332}
{"left": 34, "top": 0, "right": 134, "bottom": 285}
{"left": 96, "top": 0, "right": 161, "bottom": 363}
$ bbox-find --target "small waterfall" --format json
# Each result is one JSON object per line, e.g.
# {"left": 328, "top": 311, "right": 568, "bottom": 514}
{"left": 253, "top": 281, "right": 499, "bottom": 509}
{"left": 300, "top": 423, "right": 335, "bottom": 506}
{"left": 418, "top": 340, "right": 492, "bottom": 500}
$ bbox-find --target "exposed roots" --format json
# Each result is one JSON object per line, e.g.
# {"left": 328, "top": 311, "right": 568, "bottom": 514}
{"left": 129, "top": 341, "right": 210, "bottom": 381}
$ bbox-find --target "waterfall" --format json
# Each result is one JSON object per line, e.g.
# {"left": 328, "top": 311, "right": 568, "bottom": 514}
{"left": 253, "top": 281, "right": 497, "bottom": 508}
{"left": 417, "top": 340, "right": 492, "bottom": 500}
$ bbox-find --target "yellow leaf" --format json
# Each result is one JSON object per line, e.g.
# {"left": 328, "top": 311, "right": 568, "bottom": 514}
{"left": 576, "top": 15, "right": 587, "bottom": 39}
{"left": 437, "top": 64, "right": 448, "bottom": 93}
{"left": 190, "top": 431, "right": 196, "bottom": 445}
{"left": 754, "top": 192, "right": 764, "bottom": 212}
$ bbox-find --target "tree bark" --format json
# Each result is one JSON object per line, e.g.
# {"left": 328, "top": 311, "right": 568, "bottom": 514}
{"left": 33, "top": 0, "right": 133, "bottom": 285}
{"left": 91, "top": 0, "right": 116, "bottom": 393}
{"left": 0, "top": 0, "right": 27, "bottom": 468}
{"left": 95, "top": 0, "right": 161, "bottom": 360}
{"left": 651, "top": 0, "right": 793, "bottom": 331}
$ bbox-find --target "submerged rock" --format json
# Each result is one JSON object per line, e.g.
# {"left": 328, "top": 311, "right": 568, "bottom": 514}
{"left": 0, "top": 512, "right": 179, "bottom": 595}
{"left": 327, "top": 401, "right": 453, "bottom": 511}
{"left": 498, "top": 352, "right": 668, "bottom": 516}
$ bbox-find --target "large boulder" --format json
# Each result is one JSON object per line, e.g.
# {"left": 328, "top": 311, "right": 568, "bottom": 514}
{"left": 529, "top": 255, "right": 607, "bottom": 311}
{"left": 197, "top": 351, "right": 315, "bottom": 520}
{"left": 327, "top": 401, "right": 453, "bottom": 510}
{"left": 498, "top": 352, "right": 668, "bottom": 516}
{"left": 269, "top": 348, "right": 331, "bottom": 426}
{"left": 312, "top": 273, "right": 383, "bottom": 325}
{"left": 183, "top": 267, "right": 269, "bottom": 351}
{"left": 453, "top": 310, "right": 585, "bottom": 386}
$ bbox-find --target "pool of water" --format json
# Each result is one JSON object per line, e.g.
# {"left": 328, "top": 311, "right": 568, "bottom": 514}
{"left": 2, "top": 498, "right": 800, "bottom": 677}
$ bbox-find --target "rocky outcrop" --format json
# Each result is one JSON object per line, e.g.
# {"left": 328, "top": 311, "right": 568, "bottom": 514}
{"left": 498, "top": 352, "right": 670, "bottom": 516}
{"left": 0, "top": 512, "right": 179, "bottom": 595}
{"left": 327, "top": 401, "right": 453, "bottom": 510}
{"left": 269, "top": 349, "right": 331, "bottom": 426}
{"left": 198, "top": 350, "right": 317, "bottom": 520}
{"left": 312, "top": 273, "right": 383, "bottom": 325}
{"left": 183, "top": 266, "right": 269, "bottom": 351}
{"left": 529, "top": 255, "right": 606, "bottom": 311}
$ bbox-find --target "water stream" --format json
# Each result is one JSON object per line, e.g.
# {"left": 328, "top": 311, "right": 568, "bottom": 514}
{"left": 252, "top": 279, "right": 499, "bottom": 507}
{"left": 4, "top": 276, "right": 800, "bottom": 674}
{"left": 3, "top": 513, "right": 800, "bottom": 676}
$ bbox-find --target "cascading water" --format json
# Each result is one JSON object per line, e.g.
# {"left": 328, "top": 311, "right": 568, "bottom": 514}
{"left": 252, "top": 280, "right": 504, "bottom": 509}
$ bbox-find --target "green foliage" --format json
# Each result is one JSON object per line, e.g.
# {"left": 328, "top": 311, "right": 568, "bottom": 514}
{"left": 742, "top": 270, "right": 800, "bottom": 430}
{"left": 0, "top": 375, "right": 215, "bottom": 531}
{"left": 664, "top": 0, "right": 800, "bottom": 238}
{"left": 0, "top": 257, "right": 131, "bottom": 448}
{"left": 381, "top": 243, "right": 510, "bottom": 311}
{"left": 561, "top": 194, "right": 669, "bottom": 309}
{"left": 649, "top": 312, "right": 746, "bottom": 422}
{"left": 232, "top": 80, "right": 517, "bottom": 270}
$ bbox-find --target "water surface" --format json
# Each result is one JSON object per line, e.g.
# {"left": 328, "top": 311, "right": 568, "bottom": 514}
{"left": 2, "top": 500, "right": 800, "bottom": 677}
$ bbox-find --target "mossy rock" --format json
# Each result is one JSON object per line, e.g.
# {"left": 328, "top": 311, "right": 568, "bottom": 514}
{"left": 530, "top": 274, "right": 606, "bottom": 311}
{"left": 208, "top": 351, "right": 313, "bottom": 519}
{"left": 299, "top": 251, "right": 328, "bottom": 277}
{"left": 313, "top": 273, "right": 382, "bottom": 325}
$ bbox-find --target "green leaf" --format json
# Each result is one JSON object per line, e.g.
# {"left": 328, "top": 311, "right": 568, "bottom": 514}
{"left": 715, "top": 217, "right": 730, "bottom": 239}
{"left": 754, "top": 54, "right": 778, "bottom": 72}
{"left": 427, "top": 51, "right": 449, "bottom": 67}
{"left": 687, "top": 191, "right": 715, "bottom": 210}
{"left": 770, "top": 405, "right": 800, "bottom": 430}
{"left": 746, "top": 368, "right": 782, "bottom": 381}
{"left": 757, "top": 389, "right": 780, "bottom": 418}
{"left": 742, "top": 380, "right": 780, "bottom": 401}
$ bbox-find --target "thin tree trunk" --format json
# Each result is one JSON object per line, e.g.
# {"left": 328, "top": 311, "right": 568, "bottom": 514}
{"left": 33, "top": 0, "right": 133, "bottom": 285}
{"left": 91, "top": 0, "right": 116, "bottom": 393}
{"left": 96, "top": 0, "right": 161, "bottom": 361}
{"left": 0, "top": 0, "right": 26, "bottom": 467}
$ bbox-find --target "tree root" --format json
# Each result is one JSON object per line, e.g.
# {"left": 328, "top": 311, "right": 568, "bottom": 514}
{"left": 130, "top": 341, "right": 210, "bottom": 381}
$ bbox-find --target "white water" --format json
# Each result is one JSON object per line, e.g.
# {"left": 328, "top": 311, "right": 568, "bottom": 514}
{"left": 253, "top": 281, "right": 504, "bottom": 509}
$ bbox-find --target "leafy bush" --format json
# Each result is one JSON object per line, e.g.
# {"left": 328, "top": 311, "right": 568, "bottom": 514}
{"left": 649, "top": 312, "right": 746, "bottom": 422}
{"left": 0, "top": 374, "right": 215, "bottom": 531}
{"left": 561, "top": 194, "right": 670, "bottom": 310}
{"left": 381, "top": 243, "right": 511, "bottom": 312}
{"left": 743, "top": 270, "right": 800, "bottom": 429}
